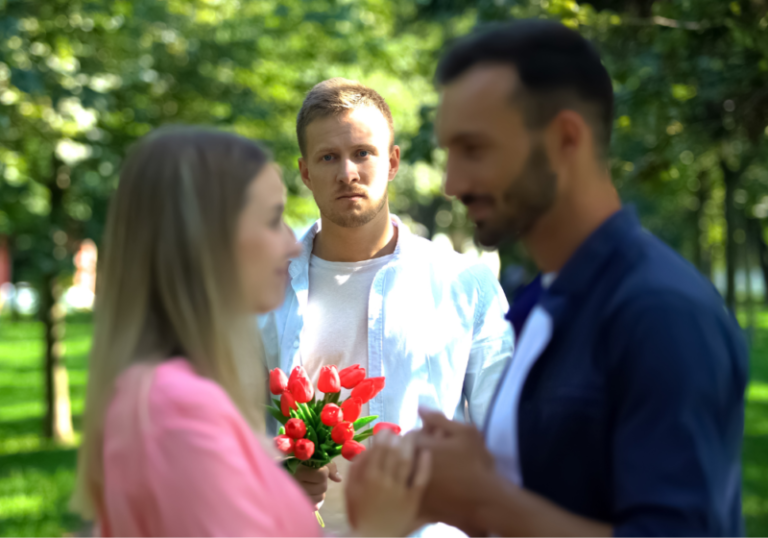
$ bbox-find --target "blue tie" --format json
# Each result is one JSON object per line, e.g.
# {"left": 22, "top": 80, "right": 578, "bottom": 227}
{"left": 506, "top": 274, "right": 543, "bottom": 344}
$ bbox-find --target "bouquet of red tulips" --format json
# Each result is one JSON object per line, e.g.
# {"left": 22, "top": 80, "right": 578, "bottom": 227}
{"left": 268, "top": 364, "right": 401, "bottom": 474}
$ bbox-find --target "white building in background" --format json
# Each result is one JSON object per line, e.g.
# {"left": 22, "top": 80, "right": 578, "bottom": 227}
{"left": 2, "top": 282, "right": 37, "bottom": 315}
{"left": 63, "top": 239, "right": 97, "bottom": 311}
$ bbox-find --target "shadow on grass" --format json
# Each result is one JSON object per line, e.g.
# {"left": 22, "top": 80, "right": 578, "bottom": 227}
{"left": 0, "top": 415, "right": 81, "bottom": 436}
{"left": 0, "top": 388, "right": 42, "bottom": 406}
{"left": 0, "top": 449, "right": 78, "bottom": 479}
{"left": 0, "top": 448, "right": 84, "bottom": 537}
{"left": 0, "top": 418, "right": 46, "bottom": 439}
{"left": 0, "top": 515, "right": 85, "bottom": 538}
{"left": 0, "top": 366, "right": 88, "bottom": 375}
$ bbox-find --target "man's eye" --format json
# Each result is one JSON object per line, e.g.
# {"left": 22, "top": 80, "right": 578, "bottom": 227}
{"left": 322, "top": 155, "right": 333, "bottom": 162}
{"left": 464, "top": 146, "right": 482, "bottom": 158}
{"left": 359, "top": 150, "right": 370, "bottom": 157}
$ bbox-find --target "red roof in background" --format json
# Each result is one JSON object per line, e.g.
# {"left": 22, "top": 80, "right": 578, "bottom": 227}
{"left": 0, "top": 236, "right": 10, "bottom": 286}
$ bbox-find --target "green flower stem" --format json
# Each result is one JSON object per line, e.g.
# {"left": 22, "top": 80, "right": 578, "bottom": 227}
{"left": 353, "top": 429, "right": 375, "bottom": 443}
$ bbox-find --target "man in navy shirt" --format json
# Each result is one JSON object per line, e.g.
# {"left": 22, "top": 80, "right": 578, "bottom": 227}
{"left": 413, "top": 20, "right": 748, "bottom": 536}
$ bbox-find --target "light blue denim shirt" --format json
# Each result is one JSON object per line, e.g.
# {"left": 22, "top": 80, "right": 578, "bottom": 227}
{"left": 259, "top": 216, "right": 514, "bottom": 432}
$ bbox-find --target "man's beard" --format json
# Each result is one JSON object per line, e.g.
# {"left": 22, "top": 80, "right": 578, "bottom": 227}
{"left": 321, "top": 190, "right": 389, "bottom": 228}
{"left": 475, "top": 142, "right": 557, "bottom": 248}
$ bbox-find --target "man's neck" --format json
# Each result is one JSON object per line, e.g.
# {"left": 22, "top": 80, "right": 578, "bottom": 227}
{"left": 312, "top": 206, "right": 397, "bottom": 262}
{"left": 523, "top": 174, "right": 622, "bottom": 274}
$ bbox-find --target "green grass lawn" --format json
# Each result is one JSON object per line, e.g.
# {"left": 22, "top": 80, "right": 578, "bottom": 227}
{"left": 0, "top": 318, "right": 90, "bottom": 537}
{"left": 1, "top": 312, "right": 768, "bottom": 536}
{"left": 741, "top": 309, "right": 768, "bottom": 535}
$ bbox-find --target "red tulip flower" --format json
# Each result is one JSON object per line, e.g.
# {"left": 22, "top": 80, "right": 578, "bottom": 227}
{"left": 341, "top": 440, "right": 366, "bottom": 461}
{"left": 350, "top": 377, "right": 386, "bottom": 404}
{"left": 373, "top": 422, "right": 402, "bottom": 435}
{"left": 340, "top": 397, "right": 362, "bottom": 423}
{"left": 331, "top": 422, "right": 355, "bottom": 444}
{"left": 275, "top": 435, "right": 295, "bottom": 455}
{"left": 280, "top": 390, "right": 297, "bottom": 417}
{"left": 338, "top": 364, "right": 366, "bottom": 389}
{"left": 321, "top": 404, "right": 344, "bottom": 427}
{"left": 285, "top": 418, "right": 307, "bottom": 439}
{"left": 294, "top": 439, "right": 315, "bottom": 461}
{"left": 269, "top": 368, "right": 288, "bottom": 395}
{"left": 318, "top": 365, "right": 341, "bottom": 393}
{"left": 287, "top": 366, "right": 314, "bottom": 403}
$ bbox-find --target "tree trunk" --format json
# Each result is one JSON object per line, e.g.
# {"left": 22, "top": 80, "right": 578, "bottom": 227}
{"left": 41, "top": 157, "right": 74, "bottom": 444}
{"left": 723, "top": 163, "right": 738, "bottom": 312}
{"left": 747, "top": 217, "right": 768, "bottom": 305}
{"left": 694, "top": 172, "right": 712, "bottom": 280}
{"left": 40, "top": 273, "right": 74, "bottom": 443}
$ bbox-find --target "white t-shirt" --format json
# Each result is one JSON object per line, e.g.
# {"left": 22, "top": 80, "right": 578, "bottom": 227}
{"left": 299, "top": 252, "right": 393, "bottom": 533}
{"left": 486, "top": 272, "right": 557, "bottom": 486}
{"left": 300, "top": 253, "right": 393, "bottom": 390}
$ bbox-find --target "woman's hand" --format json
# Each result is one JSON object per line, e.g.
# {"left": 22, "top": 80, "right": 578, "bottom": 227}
{"left": 345, "top": 431, "right": 431, "bottom": 537}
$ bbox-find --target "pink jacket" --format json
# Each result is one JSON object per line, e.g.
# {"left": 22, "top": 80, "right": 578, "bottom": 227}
{"left": 101, "top": 358, "right": 320, "bottom": 537}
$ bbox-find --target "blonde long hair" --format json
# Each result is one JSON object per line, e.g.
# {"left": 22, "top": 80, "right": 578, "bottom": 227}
{"left": 72, "top": 127, "right": 270, "bottom": 520}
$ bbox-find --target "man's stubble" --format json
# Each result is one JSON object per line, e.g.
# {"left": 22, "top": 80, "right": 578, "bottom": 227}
{"left": 321, "top": 190, "right": 389, "bottom": 229}
{"left": 475, "top": 141, "right": 557, "bottom": 248}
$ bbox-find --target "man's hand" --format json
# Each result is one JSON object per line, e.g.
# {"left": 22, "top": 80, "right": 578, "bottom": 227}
{"left": 416, "top": 409, "right": 613, "bottom": 537}
{"left": 414, "top": 409, "right": 498, "bottom": 535}
{"left": 294, "top": 461, "right": 342, "bottom": 509}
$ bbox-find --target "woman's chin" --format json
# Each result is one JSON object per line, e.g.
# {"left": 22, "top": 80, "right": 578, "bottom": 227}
{"left": 251, "top": 292, "right": 285, "bottom": 315}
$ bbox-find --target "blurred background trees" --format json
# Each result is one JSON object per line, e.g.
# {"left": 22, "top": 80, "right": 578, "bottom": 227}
{"left": 3, "top": 1, "right": 768, "bottom": 536}
{"left": 1, "top": 0, "right": 767, "bottom": 439}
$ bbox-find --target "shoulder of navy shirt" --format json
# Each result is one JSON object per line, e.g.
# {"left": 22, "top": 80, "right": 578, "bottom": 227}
{"left": 504, "top": 206, "right": 748, "bottom": 537}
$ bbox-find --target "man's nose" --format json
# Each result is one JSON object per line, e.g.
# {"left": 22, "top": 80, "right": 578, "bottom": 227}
{"left": 337, "top": 158, "right": 360, "bottom": 184}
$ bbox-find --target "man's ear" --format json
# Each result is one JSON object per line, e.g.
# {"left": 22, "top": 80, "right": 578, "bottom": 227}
{"left": 547, "top": 110, "right": 587, "bottom": 170}
{"left": 298, "top": 157, "right": 312, "bottom": 190}
{"left": 388, "top": 145, "right": 401, "bottom": 182}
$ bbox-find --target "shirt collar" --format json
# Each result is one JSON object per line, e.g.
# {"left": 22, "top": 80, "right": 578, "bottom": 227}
{"left": 505, "top": 206, "right": 639, "bottom": 336}
{"left": 288, "top": 214, "right": 410, "bottom": 281}
{"left": 548, "top": 205, "right": 640, "bottom": 298}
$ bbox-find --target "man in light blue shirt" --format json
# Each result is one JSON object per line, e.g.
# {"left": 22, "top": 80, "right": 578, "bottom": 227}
{"left": 259, "top": 77, "right": 512, "bottom": 534}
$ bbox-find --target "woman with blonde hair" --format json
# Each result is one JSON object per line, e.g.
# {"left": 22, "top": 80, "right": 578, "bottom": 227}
{"left": 71, "top": 127, "right": 429, "bottom": 537}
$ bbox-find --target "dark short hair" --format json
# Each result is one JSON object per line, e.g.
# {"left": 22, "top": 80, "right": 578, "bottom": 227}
{"left": 436, "top": 20, "right": 614, "bottom": 155}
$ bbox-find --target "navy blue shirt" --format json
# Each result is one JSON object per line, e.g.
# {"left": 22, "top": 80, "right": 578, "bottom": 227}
{"left": 505, "top": 207, "right": 747, "bottom": 536}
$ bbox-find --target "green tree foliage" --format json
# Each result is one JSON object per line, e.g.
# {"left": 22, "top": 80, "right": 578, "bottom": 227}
{"left": 0, "top": 0, "right": 446, "bottom": 440}
{"left": 406, "top": 0, "right": 768, "bottom": 306}
{"left": 3, "top": 0, "right": 768, "bottom": 439}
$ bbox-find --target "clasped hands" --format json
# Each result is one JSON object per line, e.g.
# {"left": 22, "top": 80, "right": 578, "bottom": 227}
{"left": 296, "top": 409, "right": 502, "bottom": 537}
